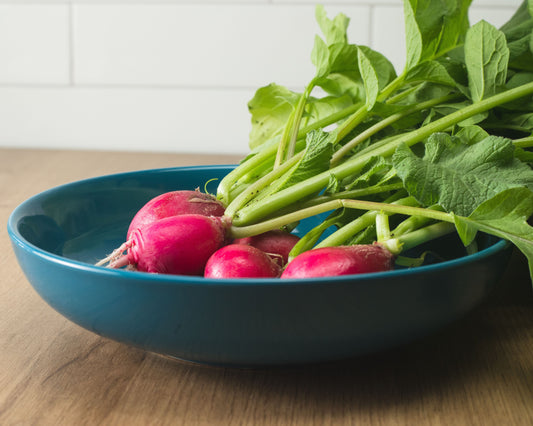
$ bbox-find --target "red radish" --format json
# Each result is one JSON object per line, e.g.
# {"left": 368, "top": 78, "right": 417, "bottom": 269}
{"left": 127, "top": 190, "right": 225, "bottom": 239}
{"left": 99, "top": 214, "right": 228, "bottom": 275}
{"left": 96, "top": 190, "right": 225, "bottom": 270}
{"left": 281, "top": 244, "right": 395, "bottom": 279}
{"left": 233, "top": 230, "right": 300, "bottom": 266}
{"left": 204, "top": 244, "right": 282, "bottom": 279}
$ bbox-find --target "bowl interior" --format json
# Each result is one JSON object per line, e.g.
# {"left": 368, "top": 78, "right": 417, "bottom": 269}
{"left": 11, "top": 166, "right": 230, "bottom": 266}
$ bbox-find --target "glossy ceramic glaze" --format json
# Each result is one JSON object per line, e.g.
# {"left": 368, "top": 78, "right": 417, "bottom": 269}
{"left": 8, "top": 166, "right": 511, "bottom": 367}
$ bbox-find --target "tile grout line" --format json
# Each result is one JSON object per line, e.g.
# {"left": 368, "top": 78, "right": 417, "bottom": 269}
{"left": 0, "top": 83, "right": 262, "bottom": 91}
{"left": 68, "top": 2, "right": 75, "bottom": 86}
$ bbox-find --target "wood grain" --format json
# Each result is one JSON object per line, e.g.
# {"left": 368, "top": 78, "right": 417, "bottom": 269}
{"left": 1, "top": 148, "right": 532, "bottom": 426}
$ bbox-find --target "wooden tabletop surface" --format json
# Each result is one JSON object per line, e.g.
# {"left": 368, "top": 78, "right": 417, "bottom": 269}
{"left": 1, "top": 147, "right": 533, "bottom": 426}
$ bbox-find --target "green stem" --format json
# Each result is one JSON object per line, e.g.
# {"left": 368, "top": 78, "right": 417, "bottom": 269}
{"left": 295, "top": 182, "right": 405, "bottom": 210}
{"left": 308, "top": 101, "right": 363, "bottom": 131}
{"left": 217, "top": 102, "right": 363, "bottom": 204}
{"left": 230, "top": 196, "right": 456, "bottom": 257}
{"left": 230, "top": 196, "right": 424, "bottom": 240}
{"left": 341, "top": 199, "right": 454, "bottom": 222}
{"left": 315, "top": 196, "right": 419, "bottom": 248}
{"left": 391, "top": 205, "right": 444, "bottom": 236}
{"left": 217, "top": 138, "right": 281, "bottom": 205}
{"left": 333, "top": 104, "right": 370, "bottom": 143}
{"left": 331, "top": 93, "right": 459, "bottom": 165}
{"left": 230, "top": 199, "right": 345, "bottom": 239}
{"left": 288, "top": 82, "right": 316, "bottom": 159}
{"left": 232, "top": 81, "right": 533, "bottom": 226}
{"left": 383, "top": 221, "right": 457, "bottom": 254}
{"left": 274, "top": 107, "right": 297, "bottom": 168}
{"left": 275, "top": 81, "right": 315, "bottom": 168}
{"left": 232, "top": 197, "right": 455, "bottom": 240}
{"left": 224, "top": 151, "right": 304, "bottom": 219}
{"left": 385, "top": 84, "right": 421, "bottom": 104}
{"left": 514, "top": 136, "right": 533, "bottom": 148}
{"left": 377, "top": 71, "right": 407, "bottom": 102}
{"left": 375, "top": 212, "right": 392, "bottom": 241}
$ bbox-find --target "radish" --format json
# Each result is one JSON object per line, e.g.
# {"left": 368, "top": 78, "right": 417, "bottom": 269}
{"left": 96, "top": 190, "right": 226, "bottom": 270}
{"left": 204, "top": 244, "right": 282, "bottom": 279}
{"left": 233, "top": 230, "right": 300, "bottom": 267}
{"left": 98, "top": 214, "right": 228, "bottom": 275}
{"left": 281, "top": 244, "right": 395, "bottom": 279}
{"left": 127, "top": 190, "right": 225, "bottom": 239}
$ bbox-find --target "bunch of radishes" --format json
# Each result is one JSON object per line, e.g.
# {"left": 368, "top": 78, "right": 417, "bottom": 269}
{"left": 97, "top": 2, "right": 533, "bottom": 282}
{"left": 96, "top": 190, "right": 395, "bottom": 279}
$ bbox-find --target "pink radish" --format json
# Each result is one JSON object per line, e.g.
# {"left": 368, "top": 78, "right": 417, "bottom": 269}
{"left": 281, "top": 244, "right": 395, "bottom": 279}
{"left": 233, "top": 230, "right": 300, "bottom": 267}
{"left": 127, "top": 190, "right": 225, "bottom": 239}
{"left": 98, "top": 214, "right": 228, "bottom": 275}
{"left": 204, "top": 244, "right": 282, "bottom": 279}
{"left": 96, "top": 190, "right": 225, "bottom": 270}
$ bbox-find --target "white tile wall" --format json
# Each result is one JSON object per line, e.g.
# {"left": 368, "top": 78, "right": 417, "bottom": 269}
{"left": 0, "top": 0, "right": 524, "bottom": 155}
{"left": 72, "top": 4, "right": 370, "bottom": 88}
{"left": 0, "top": 4, "right": 69, "bottom": 84}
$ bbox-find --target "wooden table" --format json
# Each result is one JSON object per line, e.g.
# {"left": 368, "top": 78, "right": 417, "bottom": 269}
{"left": 1, "top": 148, "right": 532, "bottom": 425}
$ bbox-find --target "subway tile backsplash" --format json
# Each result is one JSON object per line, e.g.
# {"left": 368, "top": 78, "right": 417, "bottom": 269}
{"left": 0, "top": 0, "right": 524, "bottom": 154}
{"left": 72, "top": 4, "right": 371, "bottom": 88}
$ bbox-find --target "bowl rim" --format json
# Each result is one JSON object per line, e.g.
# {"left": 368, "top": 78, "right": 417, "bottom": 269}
{"left": 7, "top": 165, "right": 512, "bottom": 287}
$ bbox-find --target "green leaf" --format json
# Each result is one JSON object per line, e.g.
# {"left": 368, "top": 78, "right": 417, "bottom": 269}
{"left": 311, "top": 35, "right": 330, "bottom": 78}
{"left": 404, "top": 60, "right": 458, "bottom": 87}
{"left": 454, "top": 125, "right": 489, "bottom": 145}
{"left": 312, "top": 6, "right": 357, "bottom": 80}
{"left": 501, "top": 0, "right": 533, "bottom": 35}
{"left": 315, "top": 5, "right": 349, "bottom": 46}
{"left": 393, "top": 133, "right": 533, "bottom": 216}
{"left": 515, "top": 147, "right": 533, "bottom": 164}
{"left": 404, "top": 0, "right": 423, "bottom": 70}
{"left": 453, "top": 187, "right": 533, "bottom": 281}
{"left": 394, "top": 83, "right": 457, "bottom": 106}
{"left": 247, "top": 84, "right": 300, "bottom": 149}
{"left": 348, "top": 224, "right": 377, "bottom": 245}
{"left": 358, "top": 46, "right": 379, "bottom": 110}
{"left": 500, "top": 72, "right": 533, "bottom": 111}
{"left": 358, "top": 46, "right": 397, "bottom": 91}
{"left": 322, "top": 43, "right": 359, "bottom": 78}
{"left": 345, "top": 156, "right": 393, "bottom": 190}
{"left": 506, "top": 30, "right": 533, "bottom": 72}
{"left": 279, "top": 130, "right": 336, "bottom": 191}
{"left": 465, "top": 20, "right": 509, "bottom": 102}
{"left": 498, "top": 112, "right": 533, "bottom": 134}
{"left": 304, "top": 94, "right": 354, "bottom": 127}
{"left": 316, "top": 73, "right": 365, "bottom": 104}
{"left": 500, "top": 0, "right": 533, "bottom": 71}
{"left": 326, "top": 173, "right": 341, "bottom": 195}
{"left": 403, "top": 0, "right": 472, "bottom": 71}
{"left": 315, "top": 45, "right": 396, "bottom": 103}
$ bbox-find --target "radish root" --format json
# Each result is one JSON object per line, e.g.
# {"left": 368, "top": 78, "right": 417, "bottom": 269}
{"left": 95, "top": 240, "right": 133, "bottom": 268}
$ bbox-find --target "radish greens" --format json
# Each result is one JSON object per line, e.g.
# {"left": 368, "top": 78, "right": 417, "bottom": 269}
{"left": 216, "top": 0, "right": 533, "bottom": 282}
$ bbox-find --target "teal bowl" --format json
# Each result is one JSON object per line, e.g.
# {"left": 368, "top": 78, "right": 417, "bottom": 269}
{"left": 8, "top": 165, "right": 511, "bottom": 367}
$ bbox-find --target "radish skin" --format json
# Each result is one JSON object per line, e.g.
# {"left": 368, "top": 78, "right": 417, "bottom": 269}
{"left": 127, "top": 190, "right": 225, "bottom": 239}
{"left": 204, "top": 244, "right": 282, "bottom": 278}
{"left": 104, "top": 214, "right": 228, "bottom": 275}
{"left": 233, "top": 230, "right": 300, "bottom": 267}
{"left": 281, "top": 244, "right": 395, "bottom": 278}
{"left": 96, "top": 190, "right": 226, "bottom": 269}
